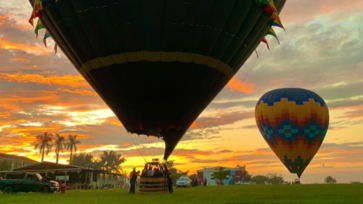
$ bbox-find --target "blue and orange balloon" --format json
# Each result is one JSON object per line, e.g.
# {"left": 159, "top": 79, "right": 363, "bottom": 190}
{"left": 255, "top": 88, "right": 329, "bottom": 177}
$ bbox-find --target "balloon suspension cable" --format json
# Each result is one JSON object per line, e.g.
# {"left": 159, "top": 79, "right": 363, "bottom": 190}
{"left": 156, "top": 140, "right": 162, "bottom": 161}
{"left": 170, "top": 47, "right": 266, "bottom": 161}
{"left": 156, "top": 140, "right": 159, "bottom": 160}
{"left": 136, "top": 135, "right": 149, "bottom": 162}
{"left": 134, "top": 135, "right": 145, "bottom": 161}
{"left": 128, "top": 133, "right": 147, "bottom": 163}
{"left": 159, "top": 139, "right": 164, "bottom": 161}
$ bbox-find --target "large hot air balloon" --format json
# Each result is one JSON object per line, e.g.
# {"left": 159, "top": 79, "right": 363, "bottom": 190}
{"left": 255, "top": 88, "right": 329, "bottom": 177}
{"left": 30, "top": 0, "right": 286, "bottom": 160}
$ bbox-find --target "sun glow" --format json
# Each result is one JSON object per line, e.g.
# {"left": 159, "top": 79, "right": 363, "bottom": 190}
{"left": 60, "top": 109, "right": 115, "bottom": 126}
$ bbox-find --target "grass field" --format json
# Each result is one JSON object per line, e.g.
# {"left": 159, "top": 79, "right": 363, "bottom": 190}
{"left": 0, "top": 185, "right": 362, "bottom": 204}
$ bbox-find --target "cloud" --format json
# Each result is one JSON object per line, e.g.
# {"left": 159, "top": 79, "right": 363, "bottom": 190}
{"left": 226, "top": 77, "right": 255, "bottom": 94}
{"left": 329, "top": 99, "right": 363, "bottom": 110}
{"left": 217, "top": 150, "right": 233, "bottom": 154}
{"left": 0, "top": 73, "right": 89, "bottom": 88}
{"left": 208, "top": 100, "right": 257, "bottom": 110}
{"left": 191, "top": 111, "right": 254, "bottom": 129}
{"left": 329, "top": 119, "right": 363, "bottom": 130}
{"left": 241, "top": 125, "right": 257, "bottom": 129}
{"left": 281, "top": 0, "right": 363, "bottom": 25}
{"left": 0, "top": 37, "right": 50, "bottom": 55}
{"left": 0, "top": 13, "right": 49, "bottom": 55}
{"left": 338, "top": 108, "right": 363, "bottom": 119}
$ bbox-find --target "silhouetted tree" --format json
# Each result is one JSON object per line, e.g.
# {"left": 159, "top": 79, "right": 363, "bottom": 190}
{"left": 166, "top": 160, "right": 188, "bottom": 185}
{"left": 54, "top": 134, "right": 65, "bottom": 164}
{"left": 267, "top": 173, "right": 284, "bottom": 184}
{"left": 211, "top": 167, "right": 231, "bottom": 185}
{"left": 244, "top": 170, "right": 252, "bottom": 182}
{"left": 66, "top": 135, "right": 80, "bottom": 164}
{"left": 70, "top": 153, "right": 94, "bottom": 167}
{"left": 325, "top": 176, "right": 337, "bottom": 184}
{"left": 99, "top": 151, "right": 126, "bottom": 173}
{"left": 165, "top": 160, "right": 174, "bottom": 169}
{"left": 34, "top": 132, "right": 53, "bottom": 162}
{"left": 168, "top": 168, "right": 189, "bottom": 186}
{"left": 251, "top": 175, "right": 269, "bottom": 185}
{"left": 189, "top": 174, "right": 197, "bottom": 181}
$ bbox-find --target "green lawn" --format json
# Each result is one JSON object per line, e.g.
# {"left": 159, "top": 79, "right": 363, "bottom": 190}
{"left": 0, "top": 185, "right": 362, "bottom": 204}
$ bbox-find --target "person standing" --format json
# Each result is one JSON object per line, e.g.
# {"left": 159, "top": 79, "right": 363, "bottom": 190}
{"left": 130, "top": 168, "right": 137, "bottom": 194}
{"left": 194, "top": 178, "right": 198, "bottom": 187}
{"left": 203, "top": 177, "right": 207, "bottom": 187}
{"left": 167, "top": 173, "right": 173, "bottom": 193}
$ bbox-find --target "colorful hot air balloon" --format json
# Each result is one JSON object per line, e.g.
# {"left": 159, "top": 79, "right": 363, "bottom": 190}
{"left": 255, "top": 88, "right": 329, "bottom": 177}
{"left": 30, "top": 0, "right": 286, "bottom": 160}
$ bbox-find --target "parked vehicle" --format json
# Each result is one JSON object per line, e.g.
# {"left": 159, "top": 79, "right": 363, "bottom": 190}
{"left": 176, "top": 176, "right": 192, "bottom": 187}
{"left": 235, "top": 181, "right": 250, "bottom": 185}
{"left": 0, "top": 172, "right": 59, "bottom": 193}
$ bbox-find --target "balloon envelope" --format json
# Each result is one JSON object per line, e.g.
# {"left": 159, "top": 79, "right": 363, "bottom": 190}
{"left": 33, "top": 0, "right": 286, "bottom": 159}
{"left": 255, "top": 88, "right": 329, "bottom": 177}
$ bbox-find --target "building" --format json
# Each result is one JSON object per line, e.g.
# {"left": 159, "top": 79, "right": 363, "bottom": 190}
{"left": 197, "top": 166, "right": 245, "bottom": 186}
{"left": 1, "top": 162, "right": 128, "bottom": 189}
{"left": 0, "top": 153, "right": 38, "bottom": 170}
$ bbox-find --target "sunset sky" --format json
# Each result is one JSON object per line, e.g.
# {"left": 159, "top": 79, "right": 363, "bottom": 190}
{"left": 0, "top": 1, "right": 362, "bottom": 184}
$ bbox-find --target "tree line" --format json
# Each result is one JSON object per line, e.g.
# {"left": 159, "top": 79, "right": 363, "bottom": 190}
{"left": 69, "top": 151, "right": 126, "bottom": 174}
{"left": 33, "top": 132, "right": 126, "bottom": 174}
{"left": 209, "top": 167, "right": 284, "bottom": 185}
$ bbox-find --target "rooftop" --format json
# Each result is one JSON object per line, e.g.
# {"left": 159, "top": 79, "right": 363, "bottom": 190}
{"left": 0, "top": 153, "right": 38, "bottom": 164}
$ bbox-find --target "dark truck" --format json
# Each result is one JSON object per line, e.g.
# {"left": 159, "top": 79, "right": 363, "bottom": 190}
{"left": 0, "top": 172, "right": 59, "bottom": 193}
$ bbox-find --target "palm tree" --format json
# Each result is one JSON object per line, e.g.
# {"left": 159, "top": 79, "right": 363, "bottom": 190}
{"left": 54, "top": 134, "right": 65, "bottom": 164}
{"left": 34, "top": 132, "right": 53, "bottom": 162}
{"left": 111, "top": 153, "right": 126, "bottom": 173}
{"left": 99, "top": 151, "right": 126, "bottom": 173}
{"left": 99, "top": 151, "right": 113, "bottom": 172}
{"left": 66, "top": 135, "right": 81, "bottom": 164}
{"left": 70, "top": 153, "right": 94, "bottom": 167}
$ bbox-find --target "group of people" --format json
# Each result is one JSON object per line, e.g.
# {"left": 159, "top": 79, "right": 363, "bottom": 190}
{"left": 192, "top": 177, "right": 207, "bottom": 187}
{"left": 141, "top": 165, "right": 166, "bottom": 177}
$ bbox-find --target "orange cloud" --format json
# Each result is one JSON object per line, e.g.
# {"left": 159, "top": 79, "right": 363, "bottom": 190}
{"left": 0, "top": 91, "right": 61, "bottom": 110}
{"left": 0, "top": 14, "right": 8, "bottom": 26}
{"left": 333, "top": 105, "right": 363, "bottom": 119}
{"left": 102, "top": 117, "right": 124, "bottom": 127}
{"left": 227, "top": 77, "right": 255, "bottom": 93}
{"left": 0, "top": 14, "right": 32, "bottom": 31}
{"left": 0, "top": 73, "right": 89, "bottom": 88}
{"left": 12, "top": 57, "right": 30, "bottom": 63}
{"left": 57, "top": 88, "right": 97, "bottom": 96}
{"left": 111, "top": 121, "right": 123, "bottom": 126}
{"left": 0, "top": 38, "right": 50, "bottom": 55}
{"left": 2, "top": 126, "right": 63, "bottom": 135}
{"left": 281, "top": 0, "right": 363, "bottom": 25}
{"left": 0, "top": 111, "right": 11, "bottom": 117}
{"left": 191, "top": 111, "right": 253, "bottom": 129}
